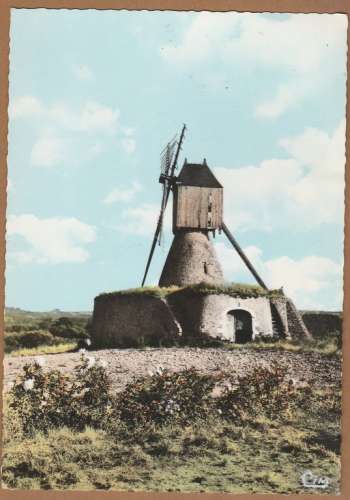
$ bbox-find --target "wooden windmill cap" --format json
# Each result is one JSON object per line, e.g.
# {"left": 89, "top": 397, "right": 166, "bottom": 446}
{"left": 176, "top": 160, "right": 223, "bottom": 188}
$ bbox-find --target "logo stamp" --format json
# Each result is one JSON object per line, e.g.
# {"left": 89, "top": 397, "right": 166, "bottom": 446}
{"left": 300, "top": 470, "right": 330, "bottom": 489}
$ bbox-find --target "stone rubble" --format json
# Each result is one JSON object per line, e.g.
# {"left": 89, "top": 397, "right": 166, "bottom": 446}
{"left": 3, "top": 347, "right": 340, "bottom": 394}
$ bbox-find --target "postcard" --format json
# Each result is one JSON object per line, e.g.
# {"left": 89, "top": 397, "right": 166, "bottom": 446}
{"left": 1, "top": 7, "right": 347, "bottom": 495}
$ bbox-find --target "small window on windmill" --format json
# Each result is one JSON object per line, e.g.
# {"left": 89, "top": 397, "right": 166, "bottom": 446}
{"left": 208, "top": 192, "right": 213, "bottom": 212}
{"left": 207, "top": 192, "right": 213, "bottom": 227}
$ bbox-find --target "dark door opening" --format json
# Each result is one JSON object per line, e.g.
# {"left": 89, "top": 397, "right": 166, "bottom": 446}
{"left": 228, "top": 309, "right": 253, "bottom": 343}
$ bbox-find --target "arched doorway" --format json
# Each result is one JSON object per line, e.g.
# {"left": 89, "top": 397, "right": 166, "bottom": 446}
{"left": 227, "top": 309, "right": 253, "bottom": 343}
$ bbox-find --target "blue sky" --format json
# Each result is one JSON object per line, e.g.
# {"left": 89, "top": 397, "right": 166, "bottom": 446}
{"left": 5, "top": 9, "right": 347, "bottom": 311}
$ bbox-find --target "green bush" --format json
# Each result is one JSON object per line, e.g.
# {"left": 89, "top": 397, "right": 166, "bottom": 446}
{"left": 7, "top": 359, "right": 312, "bottom": 438}
{"left": 49, "top": 317, "right": 88, "bottom": 340}
{"left": 115, "top": 368, "right": 223, "bottom": 429}
{"left": 8, "top": 355, "right": 114, "bottom": 436}
{"left": 70, "top": 355, "right": 113, "bottom": 429}
{"left": 4, "top": 330, "right": 65, "bottom": 353}
{"left": 217, "top": 363, "right": 295, "bottom": 421}
{"left": 5, "top": 323, "right": 37, "bottom": 333}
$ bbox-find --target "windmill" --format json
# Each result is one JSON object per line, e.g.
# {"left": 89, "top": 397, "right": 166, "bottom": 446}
{"left": 141, "top": 125, "right": 268, "bottom": 291}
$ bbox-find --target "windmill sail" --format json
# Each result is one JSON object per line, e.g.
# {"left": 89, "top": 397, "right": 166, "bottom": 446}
{"left": 158, "top": 140, "right": 176, "bottom": 245}
{"left": 160, "top": 136, "right": 177, "bottom": 177}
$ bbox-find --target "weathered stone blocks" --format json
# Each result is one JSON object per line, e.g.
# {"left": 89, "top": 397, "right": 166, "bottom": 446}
{"left": 159, "top": 231, "right": 224, "bottom": 287}
{"left": 91, "top": 293, "right": 181, "bottom": 347}
{"left": 91, "top": 285, "right": 311, "bottom": 347}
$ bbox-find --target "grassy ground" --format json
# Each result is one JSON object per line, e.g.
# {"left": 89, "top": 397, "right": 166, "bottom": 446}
{"left": 5, "top": 336, "right": 340, "bottom": 358}
{"left": 2, "top": 397, "right": 340, "bottom": 493}
{"left": 223, "top": 334, "right": 341, "bottom": 358}
{"left": 8, "top": 342, "right": 78, "bottom": 357}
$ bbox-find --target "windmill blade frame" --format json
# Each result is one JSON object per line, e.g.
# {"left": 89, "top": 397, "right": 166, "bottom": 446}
{"left": 160, "top": 136, "right": 177, "bottom": 177}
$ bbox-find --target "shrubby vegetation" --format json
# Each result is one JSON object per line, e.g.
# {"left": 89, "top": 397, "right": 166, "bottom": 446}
{"left": 2, "top": 356, "right": 341, "bottom": 493}
{"left": 4, "top": 310, "right": 91, "bottom": 354}
{"left": 5, "top": 330, "right": 62, "bottom": 353}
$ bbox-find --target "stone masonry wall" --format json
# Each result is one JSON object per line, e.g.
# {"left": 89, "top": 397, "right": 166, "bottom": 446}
{"left": 159, "top": 231, "right": 224, "bottom": 287}
{"left": 270, "top": 297, "right": 290, "bottom": 339}
{"left": 199, "top": 295, "right": 274, "bottom": 340}
{"left": 168, "top": 292, "right": 274, "bottom": 340}
{"left": 286, "top": 299, "right": 312, "bottom": 340}
{"left": 91, "top": 290, "right": 311, "bottom": 347}
{"left": 91, "top": 294, "right": 181, "bottom": 347}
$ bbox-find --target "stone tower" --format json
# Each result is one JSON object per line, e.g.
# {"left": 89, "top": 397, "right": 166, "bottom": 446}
{"left": 159, "top": 230, "right": 224, "bottom": 287}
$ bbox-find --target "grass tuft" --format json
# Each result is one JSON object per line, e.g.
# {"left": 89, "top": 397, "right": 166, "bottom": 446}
{"left": 97, "top": 286, "right": 180, "bottom": 299}
{"left": 170, "top": 282, "right": 284, "bottom": 299}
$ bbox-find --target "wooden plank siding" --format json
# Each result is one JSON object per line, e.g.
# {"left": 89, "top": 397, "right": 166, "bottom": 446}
{"left": 174, "top": 185, "right": 223, "bottom": 231}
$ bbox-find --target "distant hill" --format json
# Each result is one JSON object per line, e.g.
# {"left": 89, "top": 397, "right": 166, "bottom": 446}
{"left": 5, "top": 307, "right": 91, "bottom": 317}
{"left": 4, "top": 307, "right": 91, "bottom": 328}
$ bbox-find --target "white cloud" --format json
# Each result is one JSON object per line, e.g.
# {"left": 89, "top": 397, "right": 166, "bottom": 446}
{"left": 12, "top": 97, "right": 120, "bottom": 133}
{"left": 120, "top": 201, "right": 172, "bottom": 236}
{"left": 215, "top": 159, "right": 302, "bottom": 231}
{"left": 215, "top": 242, "right": 264, "bottom": 276}
{"left": 281, "top": 119, "right": 346, "bottom": 224}
{"left": 9, "top": 96, "right": 43, "bottom": 119}
{"left": 265, "top": 254, "right": 341, "bottom": 294}
{"left": 162, "top": 13, "right": 346, "bottom": 70}
{"left": 255, "top": 80, "right": 308, "bottom": 118}
{"left": 215, "top": 241, "right": 342, "bottom": 309}
{"left": 103, "top": 181, "right": 142, "bottom": 204}
{"left": 162, "top": 13, "right": 347, "bottom": 117}
{"left": 120, "top": 127, "right": 136, "bottom": 154}
{"left": 30, "top": 131, "right": 69, "bottom": 168}
{"left": 72, "top": 64, "right": 94, "bottom": 81}
{"left": 9, "top": 95, "right": 132, "bottom": 167}
{"left": 7, "top": 214, "right": 96, "bottom": 264}
{"left": 49, "top": 101, "right": 119, "bottom": 133}
{"left": 214, "top": 119, "right": 345, "bottom": 230}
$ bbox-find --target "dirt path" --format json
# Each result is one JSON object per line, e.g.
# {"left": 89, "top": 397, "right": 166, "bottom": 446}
{"left": 3, "top": 347, "right": 341, "bottom": 393}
